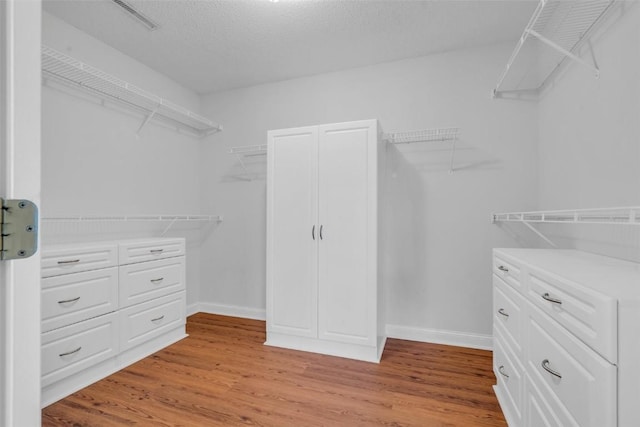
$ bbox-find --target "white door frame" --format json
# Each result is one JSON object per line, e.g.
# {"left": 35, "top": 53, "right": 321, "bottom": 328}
{"left": 1, "top": 0, "right": 42, "bottom": 425}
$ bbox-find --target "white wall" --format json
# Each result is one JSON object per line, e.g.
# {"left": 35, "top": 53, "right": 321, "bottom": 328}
{"left": 199, "top": 43, "right": 539, "bottom": 343}
{"left": 41, "top": 12, "right": 209, "bottom": 305}
{"left": 537, "top": 2, "right": 640, "bottom": 262}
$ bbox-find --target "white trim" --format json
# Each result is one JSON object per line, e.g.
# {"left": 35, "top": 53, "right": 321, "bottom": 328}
{"left": 189, "top": 302, "right": 266, "bottom": 321}
{"left": 188, "top": 303, "right": 492, "bottom": 351}
{"left": 386, "top": 324, "right": 493, "bottom": 351}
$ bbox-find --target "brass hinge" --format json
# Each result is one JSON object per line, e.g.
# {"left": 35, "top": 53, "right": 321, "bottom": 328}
{"left": 0, "top": 198, "right": 38, "bottom": 260}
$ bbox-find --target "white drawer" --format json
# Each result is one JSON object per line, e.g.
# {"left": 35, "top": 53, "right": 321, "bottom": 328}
{"left": 493, "top": 251, "right": 524, "bottom": 293}
{"left": 119, "top": 257, "right": 185, "bottom": 308}
{"left": 526, "top": 307, "right": 616, "bottom": 427}
{"left": 525, "top": 374, "right": 564, "bottom": 427}
{"left": 42, "top": 243, "right": 118, "bottom": 278}
{"left": 41, "top": 312, "right": 118, "bottom": 387}
{"left": 493, "top": 327, "right": 524, "bottom": 426}
{"left": 494, "top": 274, "right": 525, "bottom": 357}
{"left": 42, "top": 267, "right": 118, "bottom": 333}
{"left": 527, "top": 267, "right": 617, "bottom": 363}
{"left": 119, "top": 291, "right": 185, "bottom": 351}
{"left": 118, "top": 239, "right": 185, "bottom": 265}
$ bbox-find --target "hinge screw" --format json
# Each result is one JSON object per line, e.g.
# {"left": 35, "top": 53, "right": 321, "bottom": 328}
{"left": 18, "top": 201, "right": 26, "bottom": 209}
{"left": 17, "top": 250, "right": 26, "bottom": 257}
{"left": 26, "top": 225, "right": 34, "bottom": 232}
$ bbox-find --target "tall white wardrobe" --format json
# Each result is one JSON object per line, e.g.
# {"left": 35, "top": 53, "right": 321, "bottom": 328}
{"left": 265, "top": 119, "right": 387, "bottom": 362}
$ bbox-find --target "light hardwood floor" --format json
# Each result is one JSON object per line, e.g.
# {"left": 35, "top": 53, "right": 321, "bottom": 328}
{"left": 42, "top": 313, "right": 507, "bottom": 426}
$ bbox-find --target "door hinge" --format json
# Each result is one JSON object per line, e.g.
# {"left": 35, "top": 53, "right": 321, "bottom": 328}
{"left": 1, "top": 198, "right": 38, "bottom": 260}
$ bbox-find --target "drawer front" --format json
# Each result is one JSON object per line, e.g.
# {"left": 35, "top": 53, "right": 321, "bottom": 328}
{"left": 525, "top": 374, "right": 564, "bottom": 427}
{"left": 526, "top": 307, "right": 616, "bottom": 427}
{"left": 119, "top": 291, "right": 185, "bottom": 351}
{"left": 527, "top": 267, "right": 617, "bottom": 363}
{"left": 42, "top": 312, "right": 118, "bottom": 387}
{"left": 493, "top": 251, "right": 523, "bottom": 293}
{"left": 119, "top": 257, "right": 185, "bottom": 308}
{"left": 42, "top": 243, "right": 118, "bottom": 277}
{"left": 493, "top": 328, "right": 524, "bottom": 425}
{"left": 493, "top": 274, "right": 525, "bottom": 357}
{"left": 119, "top": 239, "right": 185, "bottom": 265}
{"left": 42, "top": 267, "right": 118, "bottom": 333}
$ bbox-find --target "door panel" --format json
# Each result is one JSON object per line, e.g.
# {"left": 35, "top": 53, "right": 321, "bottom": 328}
{"left": 317, "top": 121, "right": 375, "bottom": 345}
{"left": 266, "top": 127, "right": 318, "bottom": 337}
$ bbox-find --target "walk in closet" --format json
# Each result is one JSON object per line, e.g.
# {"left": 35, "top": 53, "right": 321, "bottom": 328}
{"left": 1, "top": 0, "right": 639, "bottom": 425}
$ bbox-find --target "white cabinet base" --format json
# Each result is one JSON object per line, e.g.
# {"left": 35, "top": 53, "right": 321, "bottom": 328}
{"left": 42, "top": 326, "right": 187, "bottom": 408}
{"left": 265, "top": 332, "right": 386, "bottom": 363}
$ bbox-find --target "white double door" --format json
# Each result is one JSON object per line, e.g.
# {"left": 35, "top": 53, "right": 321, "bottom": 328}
{"left": 267, "top": 120, "right": 378, "bottom": 347}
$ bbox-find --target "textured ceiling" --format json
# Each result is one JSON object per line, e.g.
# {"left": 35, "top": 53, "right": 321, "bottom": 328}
{"left": 43, "top": 0, "right": 538, "bottom": 94}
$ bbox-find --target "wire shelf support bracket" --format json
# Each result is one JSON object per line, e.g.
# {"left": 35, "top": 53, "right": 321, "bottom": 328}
{"left": 383, "top": 128, "right": 460, "bottom": 174}
{"left": 41, "top": 45, "right": 223, "bottom": 138}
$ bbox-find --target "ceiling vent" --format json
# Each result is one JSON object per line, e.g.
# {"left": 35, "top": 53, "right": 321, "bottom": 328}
{"left": 110, "top": 0, "right": 160, "bottom": 31}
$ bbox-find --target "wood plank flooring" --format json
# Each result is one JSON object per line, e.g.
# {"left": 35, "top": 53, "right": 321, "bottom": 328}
{"left": 42, "top": 313, "right": 506, "bottom": 426}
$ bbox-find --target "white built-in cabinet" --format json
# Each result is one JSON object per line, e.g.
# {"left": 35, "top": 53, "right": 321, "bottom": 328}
{"left": 266, "top": 119, "right": 386, "bottom": 362}
{"left": 40, "top": 238, "right": 187, "bottom": 407}
{"left": 492, "top": 249, "right": 640, "bottom": 427}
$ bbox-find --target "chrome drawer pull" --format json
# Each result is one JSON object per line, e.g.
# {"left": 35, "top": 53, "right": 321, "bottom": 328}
{"left": 57, "top": 259, "right": 80, "bottom": 265}
{"left": 497, "top": 265, "right": 509, "bottom": 272}
{"left": 312, "top": 225, "right": 315, "bottom": 240}
{"left": 151, "top": 315, "right": 165, "bottom": 322}
{"left": 498, "top": 365, "right": 509, "bottom": 378}
{"left": 319, "top": 225, "right": 323, "bottom": 240}
{"left": 541, "top": 359, "right": 562, "bottom": 378}
{"left": 59, "top": 346, "right": 82, "bottom": 357}
{"left": 150, "top": 278, "right": 164, "bottom": 283}
{"left": 498, "top": 308, "right": 509, "bottom": 318}
{"left": 150, "top": 249, "right": 164, "bottom": 254}
{"left": 58, "top": 296, "right": 80, "bottom": 304}
{"left": 542, "top": 293, "right": 562, "bottom": 305}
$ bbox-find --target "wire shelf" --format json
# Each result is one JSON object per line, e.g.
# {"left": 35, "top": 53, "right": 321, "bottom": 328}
{"left": 41, "top": 46, "right": 222, "bottom": 138}
{"left": 227, "top": 144, "right": 268, "bottom": 156}
{"left": 492, "top": 207, "right": 640, "bottom": 225}
{"left": 42, "top": 215, "right": 223, "bottom": 223}
{"left": 494, "top": 0, "right": 615, "bottom": 96}
{"left": 383, "top": 128, "right": 459, "bottom": 145}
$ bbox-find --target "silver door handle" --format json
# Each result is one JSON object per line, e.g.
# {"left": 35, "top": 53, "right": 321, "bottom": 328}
{"left": 312, "top": 225, "right": 315, "bottom": 240}
{"left": 151, "top": 315, "right": 165, "bottom": 322}
{"left": 541, "top": 359, "right": 562, "bottom": 378}
{"left": 59, "top": 346, "right": 82, "bottom": 357}
{"left": 150, "top": 278, "right": 164, "bottom": 283}
{"left": 58, "top": 259, "right": 80, "bottom": 265}
{"left": 498, "top": 365, "right": 509, "bottom": 378}
{"left": 58, "top": 296, "right": 80, "bottom": 304}
{"left": 497, "top": 265, "right": 509, "bottom": 272}
{"left": 319, "top": 225, "right": 323, "bottom": 240}
{"left": 542, "top": 293, "right": 562, "bottom": 305}
{"left": 498, "top": 308, "right": 509, "bottom": 318}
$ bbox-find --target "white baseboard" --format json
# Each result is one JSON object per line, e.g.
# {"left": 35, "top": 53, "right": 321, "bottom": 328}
{"left": 386, "top": 324, "right": 493, "bottom": 351}
{"left": 188, "top": 302, "right": 266, "bottom": 321}
{"left": 187, "top": 303, "right": 492, "bottom": 350}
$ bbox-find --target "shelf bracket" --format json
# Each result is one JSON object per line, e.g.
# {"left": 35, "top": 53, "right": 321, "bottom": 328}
{"left": 448, "top": 138, "right": 457, "bottom": 174}
{"left": 136, "top": 105, "right": 160, "bottom": 137}
{"left": 160, "top": 217, "right": 178, "bottom": 237}
{"left": 526, "top": 29, "right": 600, "bottom": 78}
{"left": 520, "top": 221, "right": 557, "bottom": 248}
